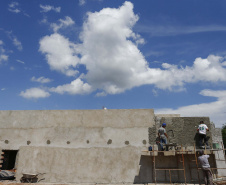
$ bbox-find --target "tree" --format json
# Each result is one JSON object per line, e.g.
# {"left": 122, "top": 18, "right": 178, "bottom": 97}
{"left": 222, "top": 124, "right": 226, "bottom": 153}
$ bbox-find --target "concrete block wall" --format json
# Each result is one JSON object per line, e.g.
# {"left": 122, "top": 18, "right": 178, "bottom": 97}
{"left": 153, "top": 116, "right": 212, "bottom": 147}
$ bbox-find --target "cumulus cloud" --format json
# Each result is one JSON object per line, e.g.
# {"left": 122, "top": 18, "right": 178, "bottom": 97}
{"left": 31, "top": 76, "right": 52, "bottom": 83}
{"left": 39, "top": 33, "right": 80, "bottom": 76}
{"left": 153, "top": 55, "right": 226, "bottom": 90}
{"left": 50, "top": 78, "right": 92, "bottom": 95}
{"left": 20, "top": 88, "right": 50, "bottom": 99}
{"left": 38, "top": 1, "right": 226, "bottom": 97}
{"left": 155, "top": 89, "right": 226, "bottom": 128}
{"left": 40, "top": 4, "right": 61, "bottom": 13}
{"left": 50, "top": 16, "right": 75, "bottom": 32}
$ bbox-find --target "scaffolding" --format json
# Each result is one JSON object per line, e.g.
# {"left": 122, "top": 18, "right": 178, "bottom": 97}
{"left": 144, "top": 142, "right": 226, "bottom": 185}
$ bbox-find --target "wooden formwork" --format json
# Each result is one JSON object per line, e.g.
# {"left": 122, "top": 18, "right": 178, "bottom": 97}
{"left": 146, "top": 142, "right": 226, "bottom": 185}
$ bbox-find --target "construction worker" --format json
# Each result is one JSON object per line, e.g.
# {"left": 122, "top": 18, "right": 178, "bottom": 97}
{"left": 158, "top": 123, "right": 168, "bottom": 151}
{"left": 197, "top": 121, "right": 209, "bottom": 148}
{"left": 198, "top": 150, "right": 213, "bottom": 185}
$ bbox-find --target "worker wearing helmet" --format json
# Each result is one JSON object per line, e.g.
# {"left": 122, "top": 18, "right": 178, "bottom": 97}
{"left": 158, "top": 123, "right": 168, "bottom": 151}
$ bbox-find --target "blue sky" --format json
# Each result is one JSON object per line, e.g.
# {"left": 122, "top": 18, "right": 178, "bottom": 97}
{"left": 1, "top": 0, "right": 226, "bottom": 127}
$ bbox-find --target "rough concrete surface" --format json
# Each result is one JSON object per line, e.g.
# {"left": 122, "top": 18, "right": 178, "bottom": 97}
{"left": 16, "top": 146, "right": 142, "bottom": 183}
{"left": 0, "top": 109, "right": 154, "bottom": 150}
{"left": 0, "top": 183, "right": 204, "bottom": 185}
{"left": 155, "top": 117, "right": 212, "bottom": 147}
{"left": 211, "top": 124, "right": 226, "bottom": 177}
{"left": 0, "top": 109, "right": 225, "bottom": 184}
{"left": 0, "top": 109, "right": 155, "bottom": 128}
{"left": 15, "top": 146, "right": 217, "bottom": 184}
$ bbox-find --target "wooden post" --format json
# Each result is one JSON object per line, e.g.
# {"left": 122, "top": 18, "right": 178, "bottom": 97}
{"left": 194, "top": 143, "right": 201, "bottom": 185}
{"left": 181, "top": 144, "right": 187, "bottom": 184}
{"left": 153, "top": 147, "right": 157, "bottom": 185}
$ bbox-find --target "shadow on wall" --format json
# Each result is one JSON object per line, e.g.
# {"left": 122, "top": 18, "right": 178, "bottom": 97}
{"left": 133, "top": 155, "right": 153, "bottom": 184}
{"left": 133, "top": 154, "right": 187, "bottom": 184}
{"left": 133, "top": 153, "right": 216, "bottom": 184}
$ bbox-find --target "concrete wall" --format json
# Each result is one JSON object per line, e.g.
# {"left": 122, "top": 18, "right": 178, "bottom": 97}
{"left": 15, "top": 146, "right": 217, "bottom": 184}
{"left": 152, "top": 117, "right": 212, "bottom": 147}
{"left": 0, "top": 109, "right": 223, "bottom": 183}
{"left": 0, "top": 109, "right": 154, "bottom": 183}
{"left": 135, "top": 153, "right": 216, "bottom": 184}
{"left": 211, "top": 123, "right": 226, "bottom": 177}
{"left": 0, "top": 109, "right": 154, "bottom": 150}
{"left": 16, "top": 146, "right": 143, "bottom": 183}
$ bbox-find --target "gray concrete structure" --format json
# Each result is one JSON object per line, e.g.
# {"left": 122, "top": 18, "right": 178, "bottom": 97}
{"left": 0, "top": 109, "right": 225, "bottom": 184}
{"left": 0, "top": 109, "right": 154, "bottom": 150}
{"left": 155, "top": 116, "right": 212, "bottom": 147}
{"left": 211, "top": 123, "right": 226, "bottom": 177}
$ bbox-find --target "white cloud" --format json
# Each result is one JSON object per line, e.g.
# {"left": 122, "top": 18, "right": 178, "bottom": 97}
{"left": 79, "top": 0, "right": 86, "bottom": 6}
{"left": 7, "top": 31, "right": 23, "bottom": 51}
{"left": 31, "top": 76, "right": 52, "bottom": 83}
{"left": 0, "top": 41, "right": 8, "bottom": 64}
{"left": 8, "top": 2, "right": 20, "bottom": 13}
{"left": 39, "top": 33, "right": 80, "bottom": 76}
{"left": 50, "top": 16, "right": 75, "bottom": 32}
{"left": 76, "top": 2, "right": 226, "bottom": 94}
{"left": 40, "top": 17, "right": 48, "bottom": 24}
{"left": 8, "top": 2, "right": 30, "bottom": 17}
{"left": 137, "top": 24, "right": 226, "bottom": 37}
{"left": 155, "top": 89, "right": 226, "bottom": 128}
{"left": 16, "top": 59, "right": 25, "bottom": 64}
{"left": 20, "top": 88, "right": 50, "bottom": 99}
{"left": 79, "top": 1, "right": 146, "bottom": 94}
{"left": 152, "top": 55, "right": 226, "bottom": 90}
{"left": 12, "top": 37, "right": 23, "bottom": 51}
{"left": 50, "top": 78, "right": 92, "bottom": 95}
{"left": 0, "top": 54, "right": 8, "bottom": 63}
{"left": 40, "top": 4, "right": 61, "bottom": 13}
{"left": 39, "top": 1, "right": 226, "bottom": 97}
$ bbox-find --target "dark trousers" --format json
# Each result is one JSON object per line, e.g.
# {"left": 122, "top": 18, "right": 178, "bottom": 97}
{"left": 159, "top": 138, "right": 167, "bottom": 151}
{"left": 202, "top": 168, "right": 213, "bottom": 185}
{"left": 199, "top": 134, "right": 208, "bottom": 147}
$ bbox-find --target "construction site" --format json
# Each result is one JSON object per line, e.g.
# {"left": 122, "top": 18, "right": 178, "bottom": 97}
{"left": 0, "top": 109, "right": 225, "bottom": 184}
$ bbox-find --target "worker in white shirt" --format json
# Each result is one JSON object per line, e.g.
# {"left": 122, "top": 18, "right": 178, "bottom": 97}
{"left": 197, "top": 121, "right": 209, "bottom": 148}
